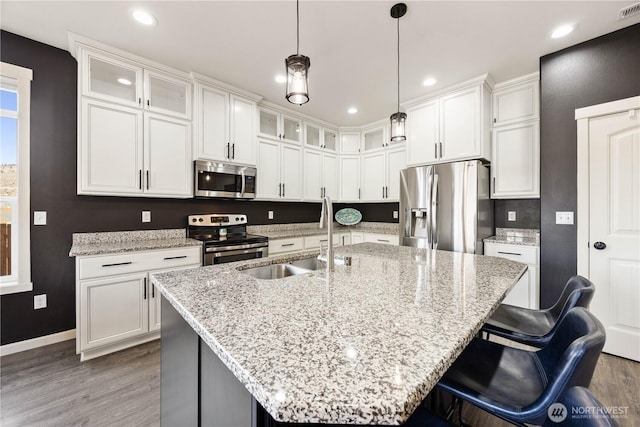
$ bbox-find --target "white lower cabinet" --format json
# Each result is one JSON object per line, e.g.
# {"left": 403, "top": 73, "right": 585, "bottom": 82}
{"left": 76, "top": 246, "right": 201, "bottom": 360}
{"left": 269, "top": 237, "right": 305, "bottom": 255}
{"left": 484, "top": 242, "right": 539, "bottom": 309}
{"left": 363, "top": 233, "right": 400, "bottom": 245}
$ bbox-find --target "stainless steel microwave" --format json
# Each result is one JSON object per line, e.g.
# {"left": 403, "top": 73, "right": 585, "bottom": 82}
{"left": 194, "top": 161, "right": 256, "bottom": 199}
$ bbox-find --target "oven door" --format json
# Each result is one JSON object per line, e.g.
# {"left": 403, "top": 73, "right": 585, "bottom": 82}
{"left": 204, "top": 243, "right": 268, "bottom": 265}
{"left": 195, "top": 161, "right": 256, "bottom": 199}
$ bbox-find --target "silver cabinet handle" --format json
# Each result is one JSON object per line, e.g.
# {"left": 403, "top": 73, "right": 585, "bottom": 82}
{"left": 377, "top": 239, "right": 390, "bottom": 243}
{"left": 439, "top": 142, "right": 443, "bottom": 158}
{"left": 151, "top": 284, "right": 155, "bottom": 298}
{"left": 139, "top": 170, "right": 142, "bottom": 190}
{"left": 282, "top": 243, "right": 295, "bottom": 247}
{"left": 146, "top": 170, "right": 149, "bottom": 190}
{"left": 279, "top": 183, "right": 282, "bottom": 197}
{"left": 164, "top": 255, "right": 187, "bottom": 260}
{"left": 143, "top": 277, "right": 147, "bottom": 300}
{"left": 382, "top": 187, "right": 385, "bottom": 198}
{"left": 434, "top": 143, "right": 438, "bottom": 159}
{"left": 497, "top": 251, "right": 522, "bottom": 256}
{"left": 282, "top": 183, "right": 285, "bottom": 197}
{"left": 232, "top": 143, "right": 235, "bottom": 159}
{"left": 102, "top": 261, "right": 133, "bottom": 267}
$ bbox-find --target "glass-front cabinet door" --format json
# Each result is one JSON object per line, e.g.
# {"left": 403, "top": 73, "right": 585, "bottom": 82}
{"left": 324, "top": 129, "right": 338, "bottom": 151}
{"left": 305, "top": 123, "right": 321, "bottom": 148}
{"left": 363, "top": 127, "right": 386, "bottom": 152}
{"left": 145, "top": 71, "right": 191, "bottom": 119}
{"left": 258, "top": 108, "right": 279, "bottom": 139}
{"left": 282, "top": 115, "right": 302, "bottom": 144}
{"left": 83, "top": 51, "right": 142, "bottom": 108}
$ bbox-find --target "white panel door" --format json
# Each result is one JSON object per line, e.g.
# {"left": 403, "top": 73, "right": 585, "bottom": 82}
{"left": 589, "top": 108, "right": 640, "bottom": 361}
{"left": 361, "top": 152, "right": 386, "bottom": 200}
{"left": 229, "top": 95, "right": 256, "bottom": 165}
{"left": 80, "top": 273, "right": 148, "bottom": 350}
{"left": 340, "top": 156, "right": 360, "bottom": 201}
{"left": 257, "top": 139, "right": 281, "bottom": 199}
{"left": 323, "top": 153, "right": 339, "bottom": 200}
{"left": 440, "top": 86, "right": 479, "bottom": 161}
{"left": 303, "top": 149, "right": 323, "bottom": 200}
{"left": 81, "top": 99, "right": 143, "bottom": 195}
{"left": 407, "top": 101, "right": 439, "bottom": 165}
{"left": 198, "top": 85, "right": 229, "bottom": 161}
{"left": 386, "top": 147, "right": 406, "bottom": 200}
{"left": 281, "top": 144, "right": 302, "bottom": 200}
{"left": 144, "top": 113, "right": 192, "bottom": 197}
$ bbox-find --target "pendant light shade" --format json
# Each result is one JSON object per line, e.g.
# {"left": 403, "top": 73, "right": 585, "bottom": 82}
{"left": 286, "top": 54, "right": 310, "bottom": 105}
{"left": 390, "top": 3, "right": 407, "bottom": 141}
{"left": 285, "top": 0, "right": 310, "bottom": 105}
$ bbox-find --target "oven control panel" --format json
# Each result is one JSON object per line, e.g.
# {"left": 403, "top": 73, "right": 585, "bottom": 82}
{"left": 188, "top": 214, "right": 247, "bottom": 226}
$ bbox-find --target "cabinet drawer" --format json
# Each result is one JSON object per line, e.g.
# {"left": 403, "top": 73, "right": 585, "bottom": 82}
{"left": 363, "top": 233, "right": 399, "bottom": 245}
{"left": 78, "top": 247, "right": 201, "bottom": 280}
{"left": 304, "top": 234, "right": 343, "bottom": 249}
{"left": 269, "top": 237, "right": 304, "bottom": 254}
{"left": 484, "top": 242, "right": 538, "bottom": 265}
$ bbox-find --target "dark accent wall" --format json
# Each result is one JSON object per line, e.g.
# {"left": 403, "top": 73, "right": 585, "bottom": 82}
{"left": 494, "top": 199, "right": 540, "bottom": 229}
{"left": 539, "top": 24, "right": 640, "bottom": 307}
{"left": 0, "top": 31, "right": 398, "bottom": 345}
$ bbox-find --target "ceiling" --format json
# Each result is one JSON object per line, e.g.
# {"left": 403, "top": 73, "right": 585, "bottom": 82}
{"left": 1, "top": 1, "right": 639, "bottom": 126}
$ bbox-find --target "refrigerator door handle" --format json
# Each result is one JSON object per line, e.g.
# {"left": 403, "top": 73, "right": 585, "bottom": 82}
{"left": 431, "top": 173, "right": 439, "bottom": 249}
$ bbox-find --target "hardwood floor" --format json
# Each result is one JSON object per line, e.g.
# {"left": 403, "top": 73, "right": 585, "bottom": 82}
{"left": 1, "top": 339, "right": 638, "bottom": 426}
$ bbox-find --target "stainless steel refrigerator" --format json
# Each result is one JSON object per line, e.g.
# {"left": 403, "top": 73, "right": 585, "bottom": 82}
{"left": 399, "top": 160, "right": 493, "bottom": 254}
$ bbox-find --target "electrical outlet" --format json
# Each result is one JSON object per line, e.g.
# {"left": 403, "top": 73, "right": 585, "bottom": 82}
{"left": 34, "top": 294, "right": 47, "bottom": 310}
{"left": 556, "top": 211, "right": 574, "bottom": 225}
{"left": 268, "top": 211, "right": 274, "bottom": 220}
{"left": 393, "top": 210, "right": 398, "bottom": 219}
{"left": 507, "top": 211, "right": 516, "bottom": 221}
{"left": 142, "top": 211, "right": 151, "bottom": 223}
{"left": 34, "top": 211, "right": 47, "bottom": 225}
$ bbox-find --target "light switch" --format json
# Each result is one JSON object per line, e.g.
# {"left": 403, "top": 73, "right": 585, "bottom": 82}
{"left": 142, "top": 211, "right": 151, "bottom": 223}
{"left": 507, "top": 211, "right": 516, "bottom": 221}
{"left": 556, "top": 211, "right": 574, "bottom": 225}
{"left": 34, "top": 211, "right": 47, "bottom": 225}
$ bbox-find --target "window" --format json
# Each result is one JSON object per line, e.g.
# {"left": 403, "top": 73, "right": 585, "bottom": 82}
{"left": 0, "top": 62, "right": 33, "bottom": 294}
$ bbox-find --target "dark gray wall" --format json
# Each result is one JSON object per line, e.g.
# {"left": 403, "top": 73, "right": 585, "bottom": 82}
{"left": 0, "top": 31, "right": 398, "bottom": 345}
{"left": 539, "top": 23, "right": 640, "bottom": 307}
{"left": 494, "top": 199, "right": 540, "bottom": 229}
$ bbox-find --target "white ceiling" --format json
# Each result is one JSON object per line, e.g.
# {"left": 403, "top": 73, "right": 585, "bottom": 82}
{"left": 2, "top": 1, "right": 639, "bottom": 126}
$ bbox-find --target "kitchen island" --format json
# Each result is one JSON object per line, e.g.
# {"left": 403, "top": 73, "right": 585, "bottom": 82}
{"left": 151, "top": 243, "right": 526, "bottom": 426}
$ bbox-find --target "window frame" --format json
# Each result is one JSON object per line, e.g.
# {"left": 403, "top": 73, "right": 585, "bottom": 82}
{"left": 0, "top": 62, "right": 33, "bottom": 294}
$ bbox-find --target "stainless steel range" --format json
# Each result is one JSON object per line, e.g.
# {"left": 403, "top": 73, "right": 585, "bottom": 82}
{"left": 187, "top": 214, "right": 268, "bottom": 265}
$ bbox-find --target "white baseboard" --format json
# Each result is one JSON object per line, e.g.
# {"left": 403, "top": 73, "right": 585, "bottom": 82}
{"left": 0, "top": 329, "right": 76, "bottom": 357}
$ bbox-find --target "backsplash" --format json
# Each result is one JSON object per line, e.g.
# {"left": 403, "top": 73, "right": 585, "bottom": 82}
{"left": 494, "top": 199, "right": 540, "bottom": 229}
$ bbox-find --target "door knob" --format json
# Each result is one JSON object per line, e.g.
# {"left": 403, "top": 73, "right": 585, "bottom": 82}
{"left": 593, "top": 241, "right": 607, "bottom": 250}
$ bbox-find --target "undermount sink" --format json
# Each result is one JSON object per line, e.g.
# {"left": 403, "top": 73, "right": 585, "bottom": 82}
{"left": 287, "top": 257, "right": 324, "bottom": 271}
{"left": 241, "top": 263, "right": 312, "bottom": 280}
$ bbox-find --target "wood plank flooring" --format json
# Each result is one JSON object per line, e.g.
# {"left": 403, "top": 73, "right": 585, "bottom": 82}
{"left": 1, "top": 339, "right": 638, "bottom": 426}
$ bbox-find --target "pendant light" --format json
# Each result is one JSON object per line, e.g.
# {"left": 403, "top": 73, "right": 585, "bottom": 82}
{"left": 390, "top": 3, "right": 407, "bottom": 142}
{"left": 285, "top": 0, "right": 310, "bottom": 105}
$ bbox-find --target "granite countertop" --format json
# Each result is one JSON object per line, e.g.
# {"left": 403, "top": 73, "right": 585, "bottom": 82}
{"left": 484, "top": 227, "right": 540, "bottom": 247}
{"left": 151, "top": 243, "right": 526, "bottom": 425}
{"left": 248, "top": 222, "right": 399, "bottom": 240}
{"left": 69, "top": 229, "right": 202, "bottom": 257}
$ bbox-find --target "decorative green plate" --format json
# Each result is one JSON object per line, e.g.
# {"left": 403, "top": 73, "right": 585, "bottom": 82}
{"left": 335, "top": 208, "right": 362, "bottom": 226}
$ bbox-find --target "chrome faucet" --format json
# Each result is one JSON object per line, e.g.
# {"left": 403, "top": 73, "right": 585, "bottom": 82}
{"left": 319, "top": 196, "right": 334, "bottom": 271}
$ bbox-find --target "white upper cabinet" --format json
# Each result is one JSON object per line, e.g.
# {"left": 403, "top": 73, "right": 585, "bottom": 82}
{"left": 258, "top": 107, "right": 302, "bottom": 144}
{"left": 304, "top": 149, "right": 338, "bottom": 201}
{"left": 340, "top": 131, "right": 361, "bottom": 154}
{"left": 77, "top": 44, "right": 193, "bottom": 198}
{"left": 363, "top": 126, "right": 387, "bottom": 152}
{"left": 339, "top": 155, "right": 361, "bottom": 201}
{"left": 195, "top": 81, "right": 257, "bottom": 165}
{"left": 490, "top": 72, "right": 540, "bottom": 199}
{"left": 405, "top": 75, "right": 492, "bottom": 166}
{"left": 82, "top": 50, "right": 191, "bottom": 120}
{"left": 492, "top": 75, "right": 539, "bottom": 126}
{"left": 304, "top": 123, "right": 338, "bottom": 152}
{"left": 360, "top": 145, "right": 406, "bottom": 201}
{"left": 256, "top": 139, "right": 302, "bottom": 200}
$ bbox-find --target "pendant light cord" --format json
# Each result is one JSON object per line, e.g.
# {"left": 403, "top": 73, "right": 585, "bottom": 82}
{"left": 296, "top": 0, "right": 300, "bottom": 55}
{"left": 396, "top": 14, "right": 400, "bottom": 112}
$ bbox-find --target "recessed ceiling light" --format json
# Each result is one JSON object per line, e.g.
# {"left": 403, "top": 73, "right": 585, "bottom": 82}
{"left": 275, "top": 75, "right": 287, "bottom": 84}
{"left": 551, "top": 24, "right": 574, "bottom": 39}
{"left": 348, "top": 107, "right": 358, "bottom": 114}
{"left": 117, "top": 78, "right": 132, "bottom": 86}
{"left": 423, "top": 77, "right": 437, "bottom": 86}
{"left": 132, "top": 9, "right": 157, "bottom": 26}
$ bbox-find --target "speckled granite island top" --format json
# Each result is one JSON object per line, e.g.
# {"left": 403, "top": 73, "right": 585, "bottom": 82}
{"left": 151, "top": 243, "right": 526, "bottom": 425}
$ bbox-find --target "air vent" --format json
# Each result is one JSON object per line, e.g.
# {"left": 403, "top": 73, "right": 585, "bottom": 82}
{"left": 618, "top": 2, "right": 640, "bottom": 20}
